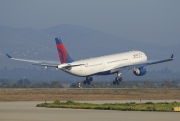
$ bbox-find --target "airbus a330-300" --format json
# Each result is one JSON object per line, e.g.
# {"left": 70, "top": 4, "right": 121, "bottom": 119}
{"left": 6, "top": 38, "right": 174, "bottom": 85}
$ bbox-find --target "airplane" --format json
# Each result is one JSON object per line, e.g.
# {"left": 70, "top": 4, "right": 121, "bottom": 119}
{"left": 6, "top": 37, "right": 174, "bottom": 85}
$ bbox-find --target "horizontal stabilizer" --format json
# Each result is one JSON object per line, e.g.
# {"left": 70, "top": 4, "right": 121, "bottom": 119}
{"left": 58, "top": 63, "right": 85, "bottom": 69}
{"left": 6, "top": 54, "right": 12, "bottom": 59}
{"left": 171, "top": 54, "right": 174, "bottom": 59}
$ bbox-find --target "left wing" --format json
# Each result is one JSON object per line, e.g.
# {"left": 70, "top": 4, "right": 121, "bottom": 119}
{"left": 6, "top": 54, "right": 85, "bottom": 69}
{"left": 6, "top": 54, "right": 59, "bottom": 67}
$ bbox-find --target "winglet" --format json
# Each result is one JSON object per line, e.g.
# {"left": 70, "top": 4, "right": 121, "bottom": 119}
{"left": 171, "top": 54, "right": 174, "bottom": 59}
{"left": 6, "top": 54, "right": 13, "bottom": 59}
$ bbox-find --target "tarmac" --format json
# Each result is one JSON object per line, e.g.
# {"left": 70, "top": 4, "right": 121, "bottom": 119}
{"left": 0, "top": 101, "right": 179, "bottom": 121}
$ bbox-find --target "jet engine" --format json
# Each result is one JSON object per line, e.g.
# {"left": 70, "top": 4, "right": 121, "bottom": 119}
{"left": 133, "top": 67, "right": 146, "bottom": 76}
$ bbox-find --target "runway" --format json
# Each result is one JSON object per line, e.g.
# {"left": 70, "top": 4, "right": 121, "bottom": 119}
{"left": 0, "top": 101, "right": 179, "bottom": 121}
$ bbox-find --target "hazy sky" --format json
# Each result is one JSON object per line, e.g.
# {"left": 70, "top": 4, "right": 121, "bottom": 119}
{"left": 0, "top": 0, "right": 180, "bottom": 46}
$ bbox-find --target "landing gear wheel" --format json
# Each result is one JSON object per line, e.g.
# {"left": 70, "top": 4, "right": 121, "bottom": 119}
{"left": 117, "top": 80, "right": 120, "bottom": 85}
{"left": 83, "top": 80, "right": 87, "bottom": 85}
{"left": 83, "top": 77, "right": 93, "bottom": 85}
{"left": 113, "top": 77, "right": 123, "bottom": 85}
{"left": 89, "top": 77, "right": 93, "bottom": 81}
{"left": 119, "top": 77, "right": 123, "bottom": 82}
{"left": 113, "top": 81, "right": 116, "bottom": 85}
{"left": 87, "top": 80, "right": 90, "bottom": 85}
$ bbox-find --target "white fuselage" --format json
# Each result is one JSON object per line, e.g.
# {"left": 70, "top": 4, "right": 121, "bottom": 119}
{"left": 59, "top": 51, "right": 147, "bottom": 77}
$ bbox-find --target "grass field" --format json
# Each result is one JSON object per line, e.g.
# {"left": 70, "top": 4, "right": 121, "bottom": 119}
{"left": 0, "top": 88, "right": 180, "bottom": 101}
{"left": 37, "top": 100, "right": 180, "bottom": 112}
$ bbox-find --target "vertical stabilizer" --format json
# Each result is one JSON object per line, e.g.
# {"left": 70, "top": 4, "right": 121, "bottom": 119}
{"left": 55, "top": 37, "right": 74, "bottom": 64}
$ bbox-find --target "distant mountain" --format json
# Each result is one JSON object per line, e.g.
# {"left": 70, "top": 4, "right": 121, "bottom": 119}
{"left": 0, "top": 24, "right": 179, "bottom": 72}
{"left": 0, "top": 26, "right": 58, "bottom": 69}
{"left": 42, "top": 24, "right": 166, "bottom": 57}
{"left": 0, "top": 26, "right": 56, "bottom": 57}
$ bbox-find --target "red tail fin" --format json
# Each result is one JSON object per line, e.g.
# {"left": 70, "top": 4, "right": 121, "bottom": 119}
{"left": 55, "top": 38, "right": 74, "bottom": 64}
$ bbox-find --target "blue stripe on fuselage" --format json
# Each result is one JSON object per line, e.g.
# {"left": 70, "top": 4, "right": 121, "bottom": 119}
{"left": 95, "top": 70, "right": 117, "bottom": 75}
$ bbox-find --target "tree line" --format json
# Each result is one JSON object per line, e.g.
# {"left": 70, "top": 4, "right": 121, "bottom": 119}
{"left": 0, "top": 78, "right": 179, "bottom": 88}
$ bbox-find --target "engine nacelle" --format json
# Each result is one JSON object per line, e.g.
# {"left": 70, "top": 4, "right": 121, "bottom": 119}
{"left": 133, "top": 67, "right": 146, "bottom": 76}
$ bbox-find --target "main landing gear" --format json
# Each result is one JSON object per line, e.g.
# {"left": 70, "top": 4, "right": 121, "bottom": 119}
{"left": 83, "top": 77, "right": 93, "bottom": 85}
{"left": 113, "top": 72, "right": 123, "bottom": 85}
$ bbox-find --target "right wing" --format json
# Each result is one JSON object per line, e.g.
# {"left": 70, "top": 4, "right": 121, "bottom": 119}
{"left": 110, "top": 54, "right": 174, "bottom": 73}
